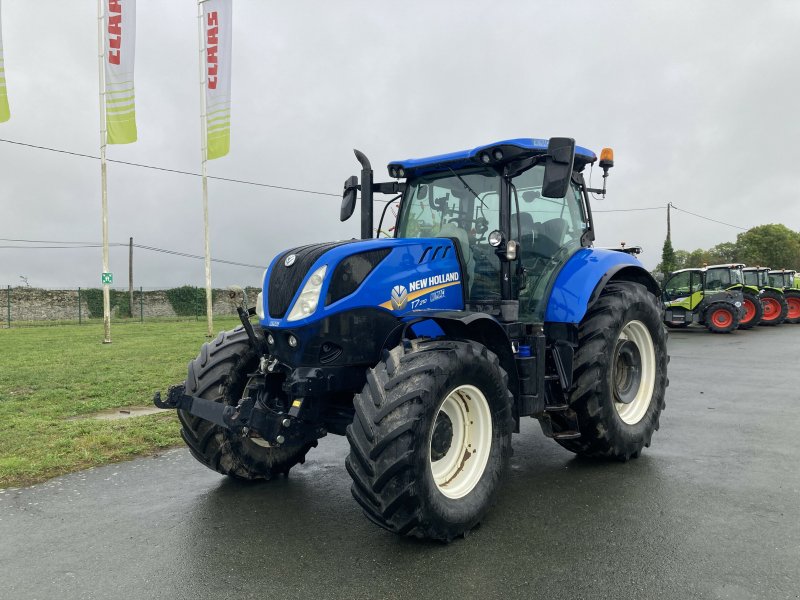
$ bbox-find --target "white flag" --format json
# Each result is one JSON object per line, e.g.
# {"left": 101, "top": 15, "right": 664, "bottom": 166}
{"left": 203, "top": 0, "right": 232, "bottom": 160}
{"left": 0, "top": 0, "right": 9, "bottom": 123}
{"left": 104, "top": 0, "right": 137, "bottom": 144}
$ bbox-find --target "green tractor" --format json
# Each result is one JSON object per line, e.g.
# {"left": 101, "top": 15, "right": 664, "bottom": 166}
{"left": 704, "top": 263, "right": 762, "bottom": 329}
{"left": 742, "top": 267, "right": 788, "bottom": 326}
{"left": 767, "top": 269, "right": 800, "bottom": 324}
{"left": 662, "top": 267, "right": 744, "bottom": 333}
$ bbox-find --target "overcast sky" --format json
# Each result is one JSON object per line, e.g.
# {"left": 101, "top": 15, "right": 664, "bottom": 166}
{"left": 1, "top": 1, "right": 799, "bottom": 289}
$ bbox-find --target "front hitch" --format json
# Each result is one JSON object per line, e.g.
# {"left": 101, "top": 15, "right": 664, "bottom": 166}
{"left": 153, "top": 384, "right": 252, "bottom": 431}
{"left": 153, "top": 384, "right": 319, "bottom": 446}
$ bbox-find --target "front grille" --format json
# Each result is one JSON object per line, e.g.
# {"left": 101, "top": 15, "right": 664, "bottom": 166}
{"left": 268, "top": 241, "right": 351, "bottom": 318}
{"left": 326, "top": 248, "right": 391, "bottom": 305}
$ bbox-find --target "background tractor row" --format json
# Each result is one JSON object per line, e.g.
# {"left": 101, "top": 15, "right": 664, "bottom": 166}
{"left": 154, "top": 136, "right": 669, "bottom": 541}
{"left": 662, "top": 264, "right": 800, "bottom": 332}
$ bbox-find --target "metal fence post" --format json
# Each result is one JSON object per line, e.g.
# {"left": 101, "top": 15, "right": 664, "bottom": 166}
{"left": 5, "top": 285, "right": 10, "bottom": 328}
{"left": 78, "top": 287, "right": 82, "bottom": 324}
{"left": 140, "top": 286, "right": 144, "bottom": 323}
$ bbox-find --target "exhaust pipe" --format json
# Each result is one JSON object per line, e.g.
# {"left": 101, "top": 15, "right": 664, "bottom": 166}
{"left": 354, "top": 149, "right": 373, "bottom": 239}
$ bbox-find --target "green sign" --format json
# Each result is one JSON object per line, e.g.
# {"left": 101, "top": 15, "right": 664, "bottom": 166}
{"left": 101, "top": 272, "right": 113, "bottom": 285}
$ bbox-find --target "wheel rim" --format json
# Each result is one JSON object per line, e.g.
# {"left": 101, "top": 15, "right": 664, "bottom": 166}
{"left": 711, "top": 309, "right": 733, "bottom": 328}
{"left": 429, "top": 385, "right": 492, "bottom": 500}
{"left": 741, "top": 299, "right": 756, "bottom": 323}
{"left": 761, "top": 298, "right": 781, "bottom": 320}
{"left": 787, "top": 297, "right": 800, "bottom": 320}
{"left": 612, "top": 320, "right": 656, "bottom": 425}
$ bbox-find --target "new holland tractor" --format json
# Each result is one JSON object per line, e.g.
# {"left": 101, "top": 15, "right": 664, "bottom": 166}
{"left": 767, "top": 269, "right": 800, "bottom": 324}
{"left": 154, "top": 137, "right": 668, "bottom": 541}
{"left": 743, "top": 267, "right": 788, "bottom": 325}
{"left": 662, "top": 266, "right": 744, "bottom": 333}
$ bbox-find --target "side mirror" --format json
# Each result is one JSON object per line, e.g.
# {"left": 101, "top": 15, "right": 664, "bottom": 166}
{"left": 340, "top": 175, "right": 359, "bottom": 222}
{"left": 542, "top": 137, "right": 575, "bottom": 198}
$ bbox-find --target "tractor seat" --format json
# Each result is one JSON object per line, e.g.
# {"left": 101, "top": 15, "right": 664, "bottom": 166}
{"left": 532, "top": 218, "right": 567, "bottom": 259}
{"left": 436, "top": 223, "right": 475, "bottom": 291}
{"left": 511, "top": 212, "right": 535, "bottom": 249}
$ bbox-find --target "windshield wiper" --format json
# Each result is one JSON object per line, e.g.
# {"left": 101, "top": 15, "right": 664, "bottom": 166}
{"left": 445, "top": 166, "right": 488, "bottom": 209}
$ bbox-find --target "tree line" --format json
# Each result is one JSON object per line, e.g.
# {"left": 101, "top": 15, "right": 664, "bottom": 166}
{"left": 658, "top": 224, "right": 800, "bottom": 274}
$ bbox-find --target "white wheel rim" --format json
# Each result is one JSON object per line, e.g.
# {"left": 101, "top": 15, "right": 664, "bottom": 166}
{"left": 429, "top": 384, "right": 492, "bottom": 499}
{"left": 612, "top": 320, "right": 656, "bottom": 425}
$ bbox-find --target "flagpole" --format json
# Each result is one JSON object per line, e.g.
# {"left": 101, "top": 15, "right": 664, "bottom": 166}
{"left": 198, "top": 0, "right": 213, "bottom": 338}
{"left": 97, "top": 0, "right": 112, "bottom": 344}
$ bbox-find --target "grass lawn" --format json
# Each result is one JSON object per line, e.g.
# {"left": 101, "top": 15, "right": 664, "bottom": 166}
{"left": 0, "top": 317, "right": 241, "bottom": 488}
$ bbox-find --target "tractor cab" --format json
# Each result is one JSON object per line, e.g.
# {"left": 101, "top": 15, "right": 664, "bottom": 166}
{"left": 768, "top": 269, "right": 796, "bottom": 289}
{"left": 388, "top": 139, "right": 599, "bottom": 322}
{"left": 662, "top": 266, "right": 744, "bottom": 332}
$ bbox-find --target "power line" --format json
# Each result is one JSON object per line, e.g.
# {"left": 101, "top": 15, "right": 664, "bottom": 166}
{"left": 670, "top": 204, "right": 747, "bottom": 231}
{"left": 0, "top": 238, "right": 264, "bottom": 269}
{"left": 0, "top": 137, "right": 394, "bottom": 203}
{"left": 593, "top": 206, "right": 665, "bottom": 213}
{"left": 0, "top": 137, "right": 339, "bottom": 198}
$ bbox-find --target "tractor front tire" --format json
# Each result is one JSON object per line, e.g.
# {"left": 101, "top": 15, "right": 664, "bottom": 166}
{"left": 346, "top": 340, "right": 513, "bottom": 541}
{"left": 556, "top": 282, "right": 668, "bottom": 460}
{"left": 758, "top": 291, "right": 788, "bottom": 326}
{"left": 178, "top": 327, "right": 316, "bottom": 480}
{"left": 738, "top": 292, "right": 763, "bottom": 329}
{"left": 705, "top": 303, "right": 739, "bottom": 334}
{"left": 784, "top": 290, "right": 800, "bottom": 324}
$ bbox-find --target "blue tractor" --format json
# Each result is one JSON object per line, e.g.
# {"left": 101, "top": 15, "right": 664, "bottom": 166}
{"left": 155, "top": 137, "right": 668, "bottom": 541}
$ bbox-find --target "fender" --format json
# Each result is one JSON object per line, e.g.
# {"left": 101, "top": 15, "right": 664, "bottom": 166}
{"left": 403, "top": 311, "right": 519, "bottom": 397}
{"left": 545, "top": 248, "right": 660, "bottom": 324}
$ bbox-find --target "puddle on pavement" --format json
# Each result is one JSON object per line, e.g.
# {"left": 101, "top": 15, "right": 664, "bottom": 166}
{"left": 68, "top": 406, "right": 170, "bottom": 421}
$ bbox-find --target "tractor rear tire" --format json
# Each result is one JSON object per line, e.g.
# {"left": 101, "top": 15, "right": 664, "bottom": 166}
{"left": 758, "top": 291, "right": 788, "bottom": 326}
{"left": 178, "top": 327, "right": 316, "bottom": 480}
{"left": 738, "top": 292, "right": 763, "bottom": 329}
{"left": 555, "top": 282, "right": 668, "bottom": 460}
{"left": 705, "top": 303, "right": 739, "bottom": 334}
{"left": 784, "top": 290, "right": 800, "bottom": 324}
{"left": 346, "top": 340, "right": 513, "bottom": 541}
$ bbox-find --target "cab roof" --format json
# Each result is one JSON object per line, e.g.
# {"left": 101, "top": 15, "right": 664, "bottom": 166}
{"left": 705, "top": 263, "right": 745, "bottom": 270}
{"left": 742, "top": 266, "right": 770, "bottom": 272}
{"left": 387, "top": 137, "right": 597, "bottom": 179}
{"left": 670, "top": 267, "right": 706, "bottom": 275}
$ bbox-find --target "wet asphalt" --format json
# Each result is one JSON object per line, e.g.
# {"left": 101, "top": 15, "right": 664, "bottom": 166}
{"left": 1, "top": 325, "right": 799, "bottom": 600}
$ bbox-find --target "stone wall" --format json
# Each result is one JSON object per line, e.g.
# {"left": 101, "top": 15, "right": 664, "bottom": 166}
{"left": 2, "top": 287, "right": 262, "bottom": 324}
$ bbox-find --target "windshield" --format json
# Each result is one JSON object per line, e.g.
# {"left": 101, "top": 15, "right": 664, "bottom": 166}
{"left": 743, "top": 271, "right": 760, "bottom": 287}
{"left": 705, "top": 267, "right": 740, "bottom": 291}
{"left": 397, "top": 167, "right": 503, "bottom": 304}
{"left": 768, "top": 273, "right": 786, "bottom": 288}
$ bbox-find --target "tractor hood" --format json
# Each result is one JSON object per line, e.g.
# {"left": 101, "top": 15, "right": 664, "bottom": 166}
{"left": 259, "top": 238, "right": 465, "bottom": 328}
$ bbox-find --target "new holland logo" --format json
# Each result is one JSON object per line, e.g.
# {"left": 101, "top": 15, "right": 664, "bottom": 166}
{"left": 391, "top": 285, "right": 408, "bottom": 310}
{"left": 284, "top": 254, "right": 296, "bottom": 267}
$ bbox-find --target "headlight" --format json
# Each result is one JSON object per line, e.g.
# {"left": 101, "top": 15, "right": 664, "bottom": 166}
{"left": 287, "top": 265, "right": 327, "bottom": 322}
{"left": 256, "top": 291, "right": 265, "bottom": 320}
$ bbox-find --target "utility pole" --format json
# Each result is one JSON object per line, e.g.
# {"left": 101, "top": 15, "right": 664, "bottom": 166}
{"left": 128, "top": 237, "right": 134, "bottom": 318}
{"left": 667, "top": 202, "right": 672, "bottom": 242}
{"left": 97, "top": 0, "right": 111, "bottom": 344}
